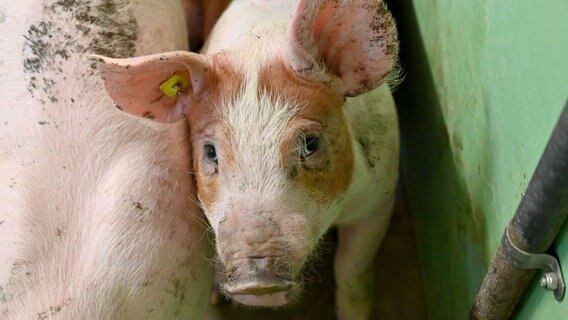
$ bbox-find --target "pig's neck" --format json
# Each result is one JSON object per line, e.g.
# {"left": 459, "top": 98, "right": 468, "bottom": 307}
{"left": 201, "top": 0, "right": 296, "bottom": 59}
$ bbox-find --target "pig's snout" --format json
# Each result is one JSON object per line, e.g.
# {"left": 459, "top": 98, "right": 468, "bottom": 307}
{"left": 217, "top": 212, "right": 304, "bottom": 306}
{"left": 240, "top": 215, "right": 275, "bottom": 245}
{"left": 225, "top": 257, "right": 294, "bottom": 294}
{"left": 219, "top": 211, "right": 276, "bottom": 244}
{"left": 223, "top": 257, "right": 297, "bottom": 307}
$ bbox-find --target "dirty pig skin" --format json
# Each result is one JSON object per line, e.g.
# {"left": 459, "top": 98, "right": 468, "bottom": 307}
{"left": 94, "top": 0, "right": 399, "bottom": 319}
{"left": 0, "top": 0, "right": 215, "bottom": 319}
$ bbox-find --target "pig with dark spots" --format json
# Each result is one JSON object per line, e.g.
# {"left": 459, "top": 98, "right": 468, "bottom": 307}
{"left": 0, "top": 0, "right": 214, "bottom": 319}
{"left": 94, "top": 0, "right": 400, "bottom": 319}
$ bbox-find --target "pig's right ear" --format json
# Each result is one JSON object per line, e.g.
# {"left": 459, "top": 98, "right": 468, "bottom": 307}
{"left": 91, "top": 51, "right": 210, "bottom": 123}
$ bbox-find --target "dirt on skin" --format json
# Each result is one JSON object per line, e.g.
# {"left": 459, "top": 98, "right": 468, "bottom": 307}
{"left": 22, "top": 0, "right": 137, "bottom": 105}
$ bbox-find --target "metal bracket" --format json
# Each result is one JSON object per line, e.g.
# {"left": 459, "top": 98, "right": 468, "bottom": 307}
{"left": 503, "top": 226, "right": 565, "bottom": 301}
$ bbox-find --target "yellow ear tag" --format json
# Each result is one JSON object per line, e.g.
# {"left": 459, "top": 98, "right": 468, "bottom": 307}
{"left": 159, "top": 74, "right": 190, "bottom": 98}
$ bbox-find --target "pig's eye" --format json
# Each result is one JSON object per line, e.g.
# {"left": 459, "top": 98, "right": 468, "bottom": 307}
{"left": 204, "top": 144, "right": 218, "bottom": 164}
{"left": 300, "top": 135, "right": 319, "bottom": 160}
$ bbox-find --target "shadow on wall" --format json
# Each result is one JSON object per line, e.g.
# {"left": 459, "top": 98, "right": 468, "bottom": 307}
{"left": 389, "top": 0, "right": 489, "bottom": 318}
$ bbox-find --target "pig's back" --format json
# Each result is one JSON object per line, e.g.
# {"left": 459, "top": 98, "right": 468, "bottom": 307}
{"left": 202, "top": 0, "right": 296, "bottom": 54}
{"left": 0, "top": 1, "right": 212, "bottom": 319}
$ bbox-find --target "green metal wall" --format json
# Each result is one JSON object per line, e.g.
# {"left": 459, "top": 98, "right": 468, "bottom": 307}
{"left": 391, "top": 0, "right": 568, "bottom": 318}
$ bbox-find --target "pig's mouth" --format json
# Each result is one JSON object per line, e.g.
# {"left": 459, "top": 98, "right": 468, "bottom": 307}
{"left": 221, "top": 256, "right": 300, "bottom": 307}
{"left": 224, "top": 275, "right": 298, "bottom": 307}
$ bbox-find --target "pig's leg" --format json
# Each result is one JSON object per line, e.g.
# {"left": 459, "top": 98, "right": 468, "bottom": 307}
{"left": 334, "top": 197, "right": 394, "bottom": 320}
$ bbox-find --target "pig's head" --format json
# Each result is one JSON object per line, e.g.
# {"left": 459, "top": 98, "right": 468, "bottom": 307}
{"left": 94, "top": 0, "right": 397, "bottom": 307}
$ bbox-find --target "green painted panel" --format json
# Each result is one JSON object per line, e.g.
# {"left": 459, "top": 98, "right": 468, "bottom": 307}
{"left": 391, "top": 0, "right": 568, "bottom": 318}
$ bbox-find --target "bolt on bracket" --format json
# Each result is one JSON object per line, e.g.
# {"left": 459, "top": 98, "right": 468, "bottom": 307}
{"left": 502, "top": 225, "right": 565, "bottom": 301}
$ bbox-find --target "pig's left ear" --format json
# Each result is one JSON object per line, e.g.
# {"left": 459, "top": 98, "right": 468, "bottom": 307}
{"left": 91, "top": 51, "right": 210, "bottom": 123}
{"left": 286, "top": 0, "right": 398, "bottom": 97}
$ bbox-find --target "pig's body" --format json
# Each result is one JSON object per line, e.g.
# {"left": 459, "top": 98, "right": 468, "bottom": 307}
{"left": 95, "top": 0, "right": 399, "bottom": 318}
{"left": 0, "top": 1, "right": 213, "bottom": 319}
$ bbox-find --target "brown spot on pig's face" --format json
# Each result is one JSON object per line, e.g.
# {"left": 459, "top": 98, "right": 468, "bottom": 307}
{"left": 261, "top": 57, "right": 353, "bottom": 206}
{"left": 187, "top": 53, "right": 353, "bottom": 306}
{"left": 188, "top": 53, "right": 244, "bottom": 211}
{"left": 289, "top": 114, "right": 353, "bottom": 204}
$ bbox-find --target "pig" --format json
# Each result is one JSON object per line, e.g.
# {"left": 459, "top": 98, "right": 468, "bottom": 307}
{"left": 0, "top": 0, "right": 213, "bottom": 319}
{"left": 93, "top": 0, "right": 399, "bottom": 318}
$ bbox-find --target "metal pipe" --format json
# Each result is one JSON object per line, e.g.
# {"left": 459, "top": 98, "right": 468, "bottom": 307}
{"left": 471, "top": 99, "right": 568, "bottom": 320}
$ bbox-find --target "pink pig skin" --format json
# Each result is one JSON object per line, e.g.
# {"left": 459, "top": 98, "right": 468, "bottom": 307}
{"left": 0, "top": 1, "right": 214, "bottom": 319}
{"left": 94, "top": 0, "right": 400, "bottom": 319}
